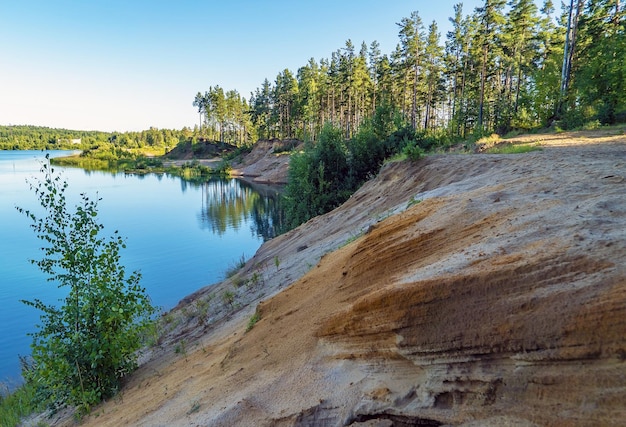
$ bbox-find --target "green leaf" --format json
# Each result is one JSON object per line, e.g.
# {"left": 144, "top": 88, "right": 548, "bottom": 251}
{"left": 16, "top": 165, "right": 156, "bottom": 409}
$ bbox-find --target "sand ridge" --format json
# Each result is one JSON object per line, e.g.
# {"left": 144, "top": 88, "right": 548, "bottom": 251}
{"left": 44, "top": 132, "right": 626, "bottom": 426}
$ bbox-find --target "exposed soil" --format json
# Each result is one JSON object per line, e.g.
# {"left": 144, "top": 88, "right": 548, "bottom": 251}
{"left": 35, "top": 130, "right": 626, "bottom": 426}
{"left": 229, "top": 139, "right": 301, "bottom": 184}
{"left": 160, "top": 138, "right": 299, "bottom": 184}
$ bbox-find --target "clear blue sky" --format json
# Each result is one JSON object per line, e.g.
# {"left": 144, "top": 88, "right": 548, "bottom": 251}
{"left": 0, "top": 1, "right": 545, "bottom": 132}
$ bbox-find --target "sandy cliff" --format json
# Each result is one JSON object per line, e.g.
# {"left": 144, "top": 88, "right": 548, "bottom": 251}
{"left": 229, "top": 139, "right": 300, "bottom": 184}
{"left": 60, "top": 132, "right": 625, "bottom": 426}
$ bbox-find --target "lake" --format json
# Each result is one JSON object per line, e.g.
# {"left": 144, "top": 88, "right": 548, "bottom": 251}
{"left": 0, "top": 150, "right": 285, "bottom": 386}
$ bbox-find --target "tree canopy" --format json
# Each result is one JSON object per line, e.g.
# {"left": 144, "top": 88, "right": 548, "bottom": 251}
{"left": 199, "top": 0, "right": 625, "bottom": 143}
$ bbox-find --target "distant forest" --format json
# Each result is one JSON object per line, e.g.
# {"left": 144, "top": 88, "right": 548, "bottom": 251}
{"left": 194, "top": 0, "right": 625, "bottom": 144}
{"left": 0, "top": 125, "right": 194, "bottom": 151}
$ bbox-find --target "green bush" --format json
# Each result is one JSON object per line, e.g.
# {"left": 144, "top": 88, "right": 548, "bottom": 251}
{"left": 284, "top": 113, "right": 451, "bottom": 230}
{"left": 284, "top": 124, "right": 351, "bottom": 229}
{"left": 225, "top": 254, "right": 246, "bottom": 278}
{"left": 17, "top": 157, "right": 156, "bottom": 414}
{"left": 561, "top": 104, "right": 598, "bottom": 129}
{"left": 347, "top": 125, "right": 386, "bottom": 186}
{"left": 402, "top": 142, "right": 425, "bottom": 161}
{"left": 285, "top": 119, "right": 445, "bottom": 229}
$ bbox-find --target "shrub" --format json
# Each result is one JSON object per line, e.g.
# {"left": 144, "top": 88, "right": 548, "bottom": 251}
{"left": 246, "top": 271, "right": 263, "bottom": 290}
{"left": 284, "top": 124, "right": 351, "bottom": 229}
{"left": 402, "top": 142, "right": 425, "bottom": 161}
{"left": 582, "top": 120, "right": 601, "bottom": 130}
{"left": 221, "top": 290, "right": 235, "bottom": 308}
{"left": 16, "top": 157, "right": 156, "bottom": 414}
{"left": 348, "top": 124, "right": 386, "bottom": 186}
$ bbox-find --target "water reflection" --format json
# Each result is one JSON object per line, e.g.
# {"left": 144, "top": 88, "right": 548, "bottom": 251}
{"left": 66, "top": 163, "right": 289, "bottom": 240}
{"left": 198, "top": 178, "right": 287, "bottom": 240}
{"left": 70, "top": 162, "right": 288, "bottom": 241}
{"left": 249, "top": 184, "right": 288, "bottom": 240}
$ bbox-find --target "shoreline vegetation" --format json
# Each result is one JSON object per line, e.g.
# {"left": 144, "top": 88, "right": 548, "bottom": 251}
{"left": 47, "top": 140, "right": 245, "bottom": 181}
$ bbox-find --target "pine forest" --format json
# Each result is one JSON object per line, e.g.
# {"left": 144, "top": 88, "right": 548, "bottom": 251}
{"left": 193, "top": 0, "right": 625, "bottom": 145}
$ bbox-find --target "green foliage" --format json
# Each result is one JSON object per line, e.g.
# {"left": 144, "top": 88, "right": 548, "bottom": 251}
{"left": 174, "top": 340, "right": 187, "bottom": 356}
{"left": 566, "top": 1, "right": 626, "bottom": 126}
{"left": 0, "top": 382, "right": 41, "bottom": 427}
{"left": 581, "top": 120, "right": 602, "bottom": 131}
{"left": 231, "top": 276, "right": 245, "bottom": 289}
{"left": 347, "top": 123, "right": 387, "bottom": 185}
{"left": 2, "top": 125, "right": 195, "bottom": 152}
{"left": 384, "top": 126, "right": 443, "bottom": 156}
{"left": 407, "top": 197, "right": 422, "bottom": 208}
{"left": 246, "top": 271, "right": 263, "bottom": 290}
{"left": 0, "top": 125, "right": 110, "bottom": 151}
{"left": 194, "top": 296, "right": 213, "bottom": 324}
{"left": 476, "top": 133, "right": 502, "bottom": 146}
{"left": 50, "top": 143, "right": 167, "bottom": 175}
{"left": 222, "top": 143, "right": 253, "bottom": 161}
{"left": 187, "top": 400, "right": 201, "bottom": 415}
{"left": 402, "top": 141, "right": 425, "bottom": 161}
{"left": 212, "top": 160, "right": 232, "bottom": 176}
{"left": 194, "top": 87, "right": 255, "bottom": 146}
{"left": 141, "top": 318, "right": 162, "bottom": 348}
{"left": 223, "top": 0, "right": 626, "bottom": 143}
{"left": 16, "top": 158, "right": 156, "bottom": 413}
{"left": 51, "top": 140, "right": 236, "bottom": 182}
{"left": 225, "top": 254, "right": 247, "bottom": 278}
{"left": 221, "top": 290, "right": 235, "bottom": 308}
{"left": 284, "top": 119, "right": 443, "bottom": 229}
{"left": 246, "top": 312, "right": 260, "bottom": 332}
{"left": 560, "top": 104, "right": 599, "bottom": 130}
{"left": 484, "top": 143, "right": 542, "bottom": 154}
{"left": 284, "top": 124, "right": 351, "bottom": 229}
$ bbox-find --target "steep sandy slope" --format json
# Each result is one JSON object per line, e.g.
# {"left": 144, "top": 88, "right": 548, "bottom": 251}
{"left": 58, "top": 132, "right": 625, "bottom": 426}
{"left": 229, "top": 139, "right": 299, "bottom": 184}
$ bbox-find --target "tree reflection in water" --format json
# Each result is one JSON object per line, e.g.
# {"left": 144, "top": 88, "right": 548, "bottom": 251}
{"left": 198, "top": 178, "right": 287, "bottom": 241}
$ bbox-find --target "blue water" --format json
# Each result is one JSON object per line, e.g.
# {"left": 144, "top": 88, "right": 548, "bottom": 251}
{"left": 0, "top": 150, "right": 282, "bottom": 386}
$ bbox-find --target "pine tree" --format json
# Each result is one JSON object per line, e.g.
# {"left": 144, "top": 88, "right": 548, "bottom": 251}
{"left": 397, "top": 11, "right": 426, "bottom": 130}
{"left": 475, "top": 0, "right": 507, "bottom": 131}
{"left": 423, "top": 21, "right": 445, "bottom": 130}
{"left": 508, "top": 0, "right": 540, "bottom": 117}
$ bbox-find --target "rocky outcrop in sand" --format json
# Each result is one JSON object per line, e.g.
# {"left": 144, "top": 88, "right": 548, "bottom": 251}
{"left": 69, "top": 132, "right": 625, "bottom": 427}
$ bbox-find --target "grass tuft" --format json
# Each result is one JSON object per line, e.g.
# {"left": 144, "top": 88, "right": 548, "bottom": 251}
{"left": 225, "top": 254, "right": 247, "bottom": 279}
{"left": 246, "top": 312, "right": 260, "bottom": 332}
{"left": 485, "top": 143, "right": 542, "bottom": 154}
{"left": 0, "top": 382, "right": 42, "bottom": 427}
{"left": 407, "top": 196, "right": 422, "bottom": 209}
{"left": 187, "top": 400, "right": 201, "bottom": 415}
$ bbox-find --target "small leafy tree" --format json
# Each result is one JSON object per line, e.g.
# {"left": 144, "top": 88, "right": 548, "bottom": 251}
{"left": 16, "top": 157, "right": 155, "bottom": 413}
